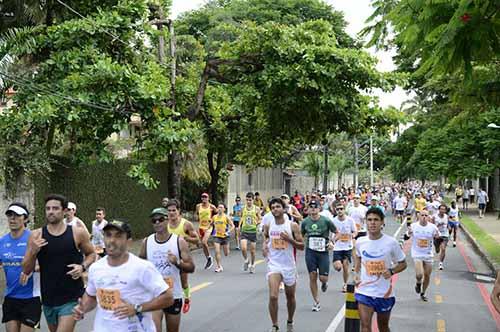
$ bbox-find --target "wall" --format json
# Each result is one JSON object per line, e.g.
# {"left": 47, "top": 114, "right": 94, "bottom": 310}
{"left": 226, "top": 165, "right": 283, "bottom": 208}
{"left": 34, "top": 159, "right": 169, "bottom": 239}
{"left": 0, "top": 177, "right": 34, "bottom": 235}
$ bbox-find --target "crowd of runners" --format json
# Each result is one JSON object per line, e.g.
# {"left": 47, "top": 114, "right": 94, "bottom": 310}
{"left": 0, "top": 183, "right": 498, "bottom": 332}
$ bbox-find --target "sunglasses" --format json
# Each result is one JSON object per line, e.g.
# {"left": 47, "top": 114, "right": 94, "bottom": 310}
{"left": 5, "top": 211, "right": 22, "bottom": 218}
{"left": 336, "top": 207, "right": 344, "bottom": 211}
{"left": 151, "top": 217, "right": 166, "bottom": 224}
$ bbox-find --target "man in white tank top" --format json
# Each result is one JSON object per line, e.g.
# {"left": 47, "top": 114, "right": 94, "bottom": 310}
{"left": 262, "top": 198, "right": 304, "bottom": 332}
{"left": 139, "top": 208, "right": 195, "bottom": 332}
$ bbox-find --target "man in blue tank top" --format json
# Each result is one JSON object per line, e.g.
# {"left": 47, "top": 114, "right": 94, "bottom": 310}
{"left": 0, "top": 202, "right": 41, "bottom": 332}
{"left": 22, "top": 194, "right": 96, "bottom": 332}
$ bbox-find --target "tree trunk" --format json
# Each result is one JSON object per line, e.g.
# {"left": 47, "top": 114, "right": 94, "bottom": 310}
{"left": 167, "top": 152, "right": 181, "bottom": 199}
{"left": 207, "top": 151, "right": 224, "bottom": 203}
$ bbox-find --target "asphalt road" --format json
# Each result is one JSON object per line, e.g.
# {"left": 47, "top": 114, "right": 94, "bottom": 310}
{"left": 2, "top": 215, "right": 500, "bottom": 332}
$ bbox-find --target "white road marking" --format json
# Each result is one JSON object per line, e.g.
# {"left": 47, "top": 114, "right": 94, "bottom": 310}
{"left": 474, "top": 274, "right": 495, "bottom": 282}
{"left": 324, "top": 222, "right": 403, "bottom": 332}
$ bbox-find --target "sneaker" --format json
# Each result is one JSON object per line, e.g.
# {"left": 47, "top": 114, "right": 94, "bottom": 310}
{"left": 286, "top": 321, "right": 294, "bottom": 332}
{"left": 342, "top": 283, "right": 347, "bottom": 293}
{"left": 415, "top": 283, "right": 422, "bottom": 294}
{"left": 235, "top": 246, "right": 240, "bottom": 250}
{"left": 249, "top": 265, "right": 255, "bottom": 274}
{"left": 420, "top": 293, "right": 428, "bottom": 302}
{"left": 439, "top": 262, "right": 444, "bottom": 270}
{"left": 453, "top": 241, "right": 457, "bottom": 247}
{"left": 321, "top": 281, "right": 328, "bottom": 293}
{"left": 269, "top": 326, "right": 279, "bottom": 332}
{"left": 205, "top": 256, "right": 213, "bottom": 270}
{"left": 312, "top": 302, "right": 321, "bottom": 312}
{"left": 182, "top": 298, "right": 191, "bottom": 314}
{"left": 279, "top": 282, "right": 285, "bottom": 292}
{"left": 243, "top": 260, "right": 249, "bottom": 271}
{"left": 215, "top": 266, "right": 223, "bottom": 273}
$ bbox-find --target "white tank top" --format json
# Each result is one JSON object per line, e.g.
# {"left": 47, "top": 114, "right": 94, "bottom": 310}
{"left": 146, "top": 233, "right": 183, "bottom": 299}
{"left": 267, "top": 217, "right": 295, "bottom": 270}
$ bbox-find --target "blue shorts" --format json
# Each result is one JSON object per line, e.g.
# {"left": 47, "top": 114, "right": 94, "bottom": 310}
{"left": 355, "top": 293, "right": 395, "bottom": 313}
{"left": 305, "top": 248, "right": 330, "bottom": 276}
{"left": 333, "top": 250, "right": 352, "bottom": 263}
{"left": 448, "top": 221, "right": 459, "bottom": 228}
{"left": 43, "top": 301, "right": 77, "bottom": 325}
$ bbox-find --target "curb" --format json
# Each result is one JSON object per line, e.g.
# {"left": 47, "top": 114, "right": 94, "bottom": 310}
{"left": 459, "top": 223, "right": 500, "bottom": 275}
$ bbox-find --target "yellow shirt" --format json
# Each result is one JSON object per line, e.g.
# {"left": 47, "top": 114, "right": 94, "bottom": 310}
{"left": 415, "top": 198, "right": 427, "bottom": 212}
{"left": 198, "top": 205, "right": 213, "bottom": 230}
{"left": 168, "top": 218, "right": 188, "bottom": 237}
{"left": 213, "top": 214, "right": 230, "bottom": 238}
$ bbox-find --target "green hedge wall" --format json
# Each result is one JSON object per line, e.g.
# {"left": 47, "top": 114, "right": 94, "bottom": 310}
{"left": 34, "top": 159, "right": 170, "bottom": 239}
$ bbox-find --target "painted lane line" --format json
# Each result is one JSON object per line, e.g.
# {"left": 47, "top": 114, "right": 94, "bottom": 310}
{"left": 475, "top": 274, "right": 495, "bottom": 282}
{"left": 255, "top": 259, "right": 265, "bottom": 266}
{"left": 191, "top": 282, "right": 213, "bottom": 293}
{"left": 325, "top": 305, "right": 345, "bottom": 332}
{"left": 437, "top": 319, "right": 446, "bottom": 332}
{"left": 457, "top": 241, "right": 500, "bottom": 330}
{"left": 324, "top": 222, "right": 404, "bottom": 332}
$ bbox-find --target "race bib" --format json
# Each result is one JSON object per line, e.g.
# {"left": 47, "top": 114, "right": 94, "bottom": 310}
{"left": 339, "top": 233, "right": 351, "bottom": 242}
{"left": 272, "top": 238, "right": 288, "bottom": 250}
{"left": 417, "top": 239, "right": 429, "bottom": 248}
{"left": 245, "top": 216, "right": 253, "bottom": 226}
{"left": 365, "top": 260, "right": 386, "bottom": 276}
{"left": 163, "top": 276, "right": 174, "bottom": 289}
{"left": 97, "top": 289, "right": 121, "bottom": 311}
{"left": 309, "top": 237, "right": 326, "bottom": 251}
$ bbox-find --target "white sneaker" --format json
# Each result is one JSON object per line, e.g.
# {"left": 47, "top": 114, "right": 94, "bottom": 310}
{"left": 286, "top": 321, "right": 294, "bottom": 332}
{"left": 243, "top": 260, "right": 249, "bottom": 271}
{"left": 249, "top": 265, "right": 255, "bottom": 274}
{"left": 453, "top": 241, "right": 457, "bottom": 247}
{"left": 312, "top": 302, "right": 321, "bottom": 312}
{"left": 439, "top": 262, "right": 444, "bottom": 270}
{"left": 215, "top": 266, "right": 223, "bottom": 273}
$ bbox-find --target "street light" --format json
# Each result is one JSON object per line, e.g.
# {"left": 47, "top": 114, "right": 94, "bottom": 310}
{"left": 487, "top": 123, "right": 500, "bottom": 129}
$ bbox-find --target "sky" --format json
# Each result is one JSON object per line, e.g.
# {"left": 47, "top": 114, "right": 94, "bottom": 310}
{"left": 171, "top": 0, "right": 411, "bottom": 109}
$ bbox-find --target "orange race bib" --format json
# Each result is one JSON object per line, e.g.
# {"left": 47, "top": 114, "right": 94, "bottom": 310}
{"left": 417, "top": 239, "right": 429, "bottom": 248}
{"left": 365, "top": 260, "right": 386, "bottom": 276}
{"left": 272, "top": 238, "right": 288, "bottom": 250}
{"left": 339, "top": 233, "right": 351, "bottom": 242}
{"left": 97, "top": 289, "right": 122, "bottom": 311}
{"left": 163, "top": 276, "right": 174, "bottom": 289}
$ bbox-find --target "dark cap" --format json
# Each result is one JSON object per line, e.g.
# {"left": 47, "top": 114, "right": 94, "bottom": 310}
{"left": 308, "top": 200, "right": 320, "bottom": 208}
{"left": 150, "top": 207, "right": 168, "bottom": 217}
{"left": 103, "top": 219, "right": 132, "bottom": 239}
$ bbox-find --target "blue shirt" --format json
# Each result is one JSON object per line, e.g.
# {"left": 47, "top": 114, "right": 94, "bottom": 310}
{"left": 0, "top": 230, "right": 40, "bottom": 299}
{"left": 233, "top": 203, "right": 243, "bottom": 221}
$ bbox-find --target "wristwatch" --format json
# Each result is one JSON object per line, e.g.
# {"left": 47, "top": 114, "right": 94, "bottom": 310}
{"left": 134, "top": 304, "right": 143, "bottom": 314}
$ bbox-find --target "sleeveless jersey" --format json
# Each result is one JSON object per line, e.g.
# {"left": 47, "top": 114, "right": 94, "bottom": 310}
{"left": 267, "top": 217, "right": 295, "bottom": 270}
{"left": 213, "top": 214, "right": 230, "bottom": 238}
{"left": 168, "top": 218, "right": 188, "bottom": 237}
{"left": 37, "top": 225, "right": 84, "bottom": 306}
{"left": 146, "top": 233, "right": 183, "bottom": 299}
{"left": 241, "top": 205, "right": 258, "bottom": 233}
{"left": 198, "top": 205, "right": 212, "bottom": 230}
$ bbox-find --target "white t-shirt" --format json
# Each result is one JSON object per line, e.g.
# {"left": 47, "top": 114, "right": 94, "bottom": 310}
{"left": 86, "top": 253, "right": 168, "bottom": 332}
{"left": 426, "top": 201, "right": 440, "bottom": 216}
{"left": 348, "top": 205, "right": 368, "bottom": 232}
{"left": 434, "top": 214, "right": 449, "bottom": 237}
{"left": 92, "top": 219, "right": 108, "bottom": 248}
{"left": 320, "top": 210, "right": 335, "bottom": 223}
{"left": 394, "top": 197, "right": 407, "bottom": 211}
{"left": 332, "top": 216, "right": 357, "bottom": 251}
{"left": 355, "top": 234, "right": 405, "bottom": 298}
{"left": 449, "top": 207, "right": 459, "bottom": 221}
{"left": 410, "top": 222, "right": 439, "bottom": 259}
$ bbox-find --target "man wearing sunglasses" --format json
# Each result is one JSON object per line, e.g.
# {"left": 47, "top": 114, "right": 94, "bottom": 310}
{"left": 139, "top": 208, "right": 195, "bottom": 332}
{"left": 195, "top": 193, "right": 217, "bottom": 270}
{"left": 0, "top": 203, "right": 41, "bottom": 332}
{"left": 230, "top": 196, "right": 243, "bottom": 250}
{"left": 332, "top": 203, "right": 358, "bottom": 293}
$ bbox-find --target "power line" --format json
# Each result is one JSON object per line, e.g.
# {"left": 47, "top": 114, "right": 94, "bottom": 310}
{"left": 55, "top": 0, "right": 130, "bottom": 47}
{"left": 0, "top": 70, "right": 125, "bottom": 112}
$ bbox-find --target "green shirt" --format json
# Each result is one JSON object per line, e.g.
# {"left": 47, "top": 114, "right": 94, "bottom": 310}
{"left": 301, "top": 215, "right": 337, "bottom": 251}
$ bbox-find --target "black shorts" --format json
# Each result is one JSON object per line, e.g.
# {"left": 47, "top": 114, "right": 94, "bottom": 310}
{"left": 214, "top": 236, "right": 230, "bottom": 245}
{"left": 479, "top": 203, "right": 486, "bottom": 210}
{"left": 434, "top": 237, "right": 449, "bottom": 251}
{"left": 395, "top": 210, "right": 404, "bottom": 216}
{"left": 2, "top": 296, "right": 41, "bottom": 328}
{"left": 333, "top": 250, "right": 352, "bottom": 263}
{"left": 305, "top": 248, "right": 330, "bottom": 276}
{"left": 163, "top": 298, "right": 182, "bottom": 315}
{"left": 355, "top": 232, "right": 367, "bottom": 240}
{"left": 233, "top": 220, "right": 240, "bottom": 228}
{"left": 241, "top": 232, "right": 257, "bottom": 243}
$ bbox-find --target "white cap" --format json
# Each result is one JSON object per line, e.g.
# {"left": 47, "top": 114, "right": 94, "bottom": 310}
{"left": 6, "top": 205, "right": 29, "bottom": 216}
{"left": 371, "top": 196, "right": 380, "bottom": 201}
{"left": 67, "top": 202, "right": 77, "bottom": 211}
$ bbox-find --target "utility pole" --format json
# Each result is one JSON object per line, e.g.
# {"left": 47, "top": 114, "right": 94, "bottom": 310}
{"left": 353, "top": 137, "right": 359, "bottom": 189}
{"left": 152, "top": 8, "right": 180, "bottom": 198}
{"left": 370, "top": 135, "right": 374, "bottom": 188}
{"left": 322, "top": 144, "right": 328, "bottom": 194}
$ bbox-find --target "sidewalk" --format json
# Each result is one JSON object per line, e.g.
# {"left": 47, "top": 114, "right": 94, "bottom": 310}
{"left": 460, "top": 202, "right": 500, "bottom": 273}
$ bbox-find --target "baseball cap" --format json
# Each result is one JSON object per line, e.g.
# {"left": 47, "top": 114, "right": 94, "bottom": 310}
{"left": 309, "top": 200, "right": 320, "bottom": 208}
{"left": 371, "top": 196, "right": 380, "bottom": 201}
{"left": 281, "top": 194, "right": 290, "bottom": 200}
{"left": 201, "top": 193, "right": 209, "bottom": 198}
{"left": 150, "top": 207, "right": 168, "bottom": 217}
{"left": 103, "top": 219, "right": 132, "bottom": 239}
{"left": 353, "top": 194, "right": 360, "bottom": 199}
{"left": 5, "top": 203, "right": 29, "bottom": 217}
{"left": 67, "top": 202, "right": 77, "bottom": 210}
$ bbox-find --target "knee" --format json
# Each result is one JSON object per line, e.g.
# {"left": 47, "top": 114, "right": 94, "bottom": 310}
{"left": 269, "top": 294, "right": 279, "bottom": 303}
{"left": 334, "top": 262, "right": 342, "bottom": 271}
{"left": 416, "top": 273, "right": 423, "bottom": 280}
{"left": 309, "top": 272, "right": 318, "bottom": 280}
